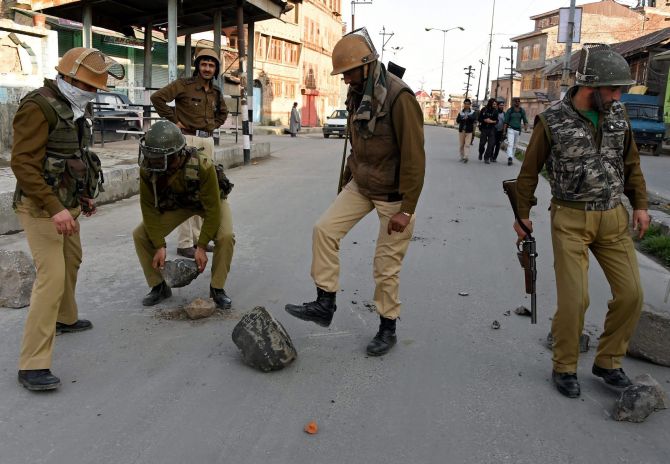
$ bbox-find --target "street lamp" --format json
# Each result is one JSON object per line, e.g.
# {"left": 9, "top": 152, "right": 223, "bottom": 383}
{"left": 425, "top": 26, "right": 464, "bottom": 122}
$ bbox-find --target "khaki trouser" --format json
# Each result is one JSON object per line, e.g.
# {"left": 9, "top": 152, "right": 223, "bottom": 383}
{"left": 177, "top": 134, "right": 214, "bottom": 248}
{"left": 133, "top": 199, "right": 234, "bottom": 289}
{"left": 550, "top": 202, "right": 643, "bottom": 373}
{"left": 458, "top": 131, "right": 473, "bottom": 159}
{"left": 311, "top": 180, "right": 415, "bottom": 320}
{"left": 16, "top": 198, "right": 82, "bottom": 370}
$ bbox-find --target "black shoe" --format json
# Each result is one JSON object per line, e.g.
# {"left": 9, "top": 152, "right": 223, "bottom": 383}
{"left": 56, "top": 319, "right": 93, "bottom": 335}
{"left": 592, "top": 364, "right": 632, "bottom": 388}
{"left": 177, "top": 247, "right": 196, "bottom": 259}
{"left": 507, "top": 158, "right": 513, "bottom": 166}
{"left": 463, "top": 158, "right": 468, "bottom": 164}
{"left": 366, "top": 317, "right": 397, "bottom": 356}
{"left": 478, "top": 155, "right": 483, "bottom": 161}
{"left": 210, "top": 286, "right": 232, "bottom": 309}
{"left": 142, "top": 281, "right": 172, "bottom": 306}
{"left": 18, "top": 369, "right": 61, "bottom": 391}
{"left": 552, "top": 371, "right": 580, "bottom": 398}
{"left": 491, "top": 159, "right": 498, "bottom": 163}
{"left": 285, "top": 287, "right": 336, "bottom": 327}
{"left": 484, "top": 159, "right": 490, "bottom": 164}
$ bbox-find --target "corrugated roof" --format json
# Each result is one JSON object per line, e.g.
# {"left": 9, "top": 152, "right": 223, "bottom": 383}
{"left": 544, "top": 27, "right": 670, "bottom": 76}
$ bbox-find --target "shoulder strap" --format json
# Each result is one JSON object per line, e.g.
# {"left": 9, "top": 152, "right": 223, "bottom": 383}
{"left": 23, "top": 88, "right": 59, "bottom": 133}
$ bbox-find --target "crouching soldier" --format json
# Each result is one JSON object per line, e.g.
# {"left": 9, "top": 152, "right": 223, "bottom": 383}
{"left": 132, "top": 120, "right": 235, "bottom": 308}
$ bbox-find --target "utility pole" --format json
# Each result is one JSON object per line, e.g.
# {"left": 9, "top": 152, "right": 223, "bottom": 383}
{"left": 560, "top": 0, "right": 577, "bottom": 98}
{"left": 496, "top": 55, "right": 509, "bottom": 99}
{"left": 483, "top": 0, "right": 496, "bottom": 101}
{"left": 475, "top": 59, "right": 485, "bottom": 105}
{"left": 501, "top": 45, "right": 516, "bottom": 103}
{"left": 379, "top": 26, "right": 395, "bottom": 62}
{"left": 464, "top": 65, "right": 474, "bottom": 100}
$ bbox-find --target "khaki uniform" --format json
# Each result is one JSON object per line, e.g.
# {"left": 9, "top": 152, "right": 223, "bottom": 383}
{"left": 312, "top": 72, "right": 425, "bottom": 320}
{"left": 11, "top": 80, "right": 93, "bottom": 370}
{"left": 516, "top": 88, "right": 647, "bottom": 373}
{"left": 150, "top": 76, "right": 228, "bottom": 249}
{"left": 132, "top": 151, "right": 235, "bottom": 289}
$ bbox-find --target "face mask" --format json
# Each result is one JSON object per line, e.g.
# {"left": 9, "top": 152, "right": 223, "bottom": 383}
{"left": 56, "top": 76, "right": 97, "bottom": 120}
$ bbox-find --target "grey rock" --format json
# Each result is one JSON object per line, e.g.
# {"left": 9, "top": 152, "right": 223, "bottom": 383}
{"left": 545, "top": 332, "right": 590, "bottom": 352}
{"left": 160, "top": 259, "right": 200, "bottom": 288}
{"left": 514, "top": 306, "right": 531, "bottom": 317}
{"left": 491, "top": 320, "right": 500, "bottom": 329}
{"left": 628, "top": 304, "right": 670, "bottom": 367}
{"left": 232, "top": 306, "right": 297, "bottom": 372}
{"left": 613, "top": 374, "right": 668, "bottom": 423}
{"left": 0, "top": 250, "right": 35, "bottom": 309}
{"left": 183, "top": 298, "right": 216, "bottom": 320}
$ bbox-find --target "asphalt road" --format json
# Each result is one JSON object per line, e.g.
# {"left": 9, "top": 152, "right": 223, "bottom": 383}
{"left": 0, "top": 127, "right": 669, "bottom": 464}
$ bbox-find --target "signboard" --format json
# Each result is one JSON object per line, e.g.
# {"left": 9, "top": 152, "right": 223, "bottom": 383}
{"left": 103, "top": 36, "right": 145, "bottom": 49}
{"left": 558, "top": 7, "right": 582, "bottom": 43}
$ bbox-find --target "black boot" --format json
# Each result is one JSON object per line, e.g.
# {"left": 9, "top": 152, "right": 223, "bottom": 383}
{"left": 142, "top": 281, "right": 172, "bottom": 306}
{"left": 56, "top": 319, "right": 93, "bottom": 335}
{"left": 18, "top": 369, "right": 61, "bottom": 391}
{"left": 285, "top": 288, "right": 336, "bottom": 327}
{"left": 366, "top": 317, "right": 397, "bottom": 356}
{"left": 210, "top": 286, "right": 232, "bottom": 309}
{"left": 552, "top": 371, "right": 581, "bottom": 398}
{"left": 592, "top": 364, "right": 632, "bottom": 388}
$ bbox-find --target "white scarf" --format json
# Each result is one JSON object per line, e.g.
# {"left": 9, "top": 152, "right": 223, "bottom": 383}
{"left": 56, "top": 76, "right": 97, "bottom": 120}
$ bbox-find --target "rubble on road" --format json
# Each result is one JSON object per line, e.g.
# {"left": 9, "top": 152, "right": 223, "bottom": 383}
{"left": 628, "top": 304, "right": 670, "bottom": 367}
{"left": 183, "top": 298, "right": 216, "bottom": 320}
{"left": 613, "top": 374, "right": 668, "bottom": 423}
{"left": 0, "top": 250, "right": 35, "bottom": 308}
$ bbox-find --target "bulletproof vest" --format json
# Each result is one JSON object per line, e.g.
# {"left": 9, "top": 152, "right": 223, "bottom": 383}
{"left": 155, "top": 148, "right": 232, "bottom": 212}
{"left": 14, "top": 79, "right": 102, "bottom": 209}
{"left": 540, "top": 89, "right": 627, "bottom": 210}
{"left": 347, "top": 72, "right": 413, "bottom": 200}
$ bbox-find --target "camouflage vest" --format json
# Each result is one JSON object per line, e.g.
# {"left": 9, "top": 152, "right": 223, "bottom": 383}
{"left": 540, "top": 89, "right": 627, "bottom": 210}
{"left": 155, "top": 149, "right": 232, "bottom": 212}
{"left": 347, "top": 72, "right": 413, "bottom": 200}
{"left": 14, "top": 79, "right": 103, "bottom": 209}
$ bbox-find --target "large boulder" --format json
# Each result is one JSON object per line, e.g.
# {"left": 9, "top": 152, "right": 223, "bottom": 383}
{"left": 628, "top": 304, "right": 670, "bottom": 367}
{"left": 0, "top": 250, "right": 35, "bottom": 309}
{"left": 232, "top": 306, "right": 297, "bottom": 372}
{"left": 613, "top": 374, "right": 668, "bottom": 423}
{"left": 183, "top": 298, "right": 216, "bottom": 320}
{"left": 160, "top": 259, "right": 199, "bottom": 288}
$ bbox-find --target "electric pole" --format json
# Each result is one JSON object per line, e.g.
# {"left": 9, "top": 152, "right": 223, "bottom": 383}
{"left": 379, "top": 26, "right": 395, "bottom": 63}
{"left": 483, "top": 0, "right": 496, "bottom": 101}
{"left": 475, "top": 59, "right": 485, "bottom": 105}
{"left": 501, "top": 45, "right": 516, "bottom": 103}
{"left": 464, "top": 65, "right": 474, "bottom": 100}
{"left": 560, "top": 0, "right": 577, "bottom": 98}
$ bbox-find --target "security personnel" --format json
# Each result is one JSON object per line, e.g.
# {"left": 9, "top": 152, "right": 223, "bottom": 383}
{"left": 150, "top": 48, "right": 229, "bottom": 259}
{"left": 514, "top": 44, "right": 650, "bottom": 398}
{"left": 132, "top": 121, "right": 235, "bottom": 309}
{"left": 285, "top": 28, "right": 425, "bottom": 356}
{"left": 11, "top": 48, "right": 123, "bottom": 391}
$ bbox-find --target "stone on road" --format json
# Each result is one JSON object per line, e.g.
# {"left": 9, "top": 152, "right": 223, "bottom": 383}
{"left": 628, "top": 304, "right": 670, "bottom": 367}
{"left": 0, "top": 249, "right": 35, "bottom": 308}
{"left": 613, "top": 374, "right": 668, "bottom": 423}
{"left": 183, "top": 297, "right": 216, "bottom": 320}
{"left": 160, "top": 258, "right": 200, "bottom": 288}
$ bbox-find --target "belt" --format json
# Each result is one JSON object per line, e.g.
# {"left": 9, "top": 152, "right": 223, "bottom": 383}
{"left": 181, "top": 129, "right": 213, "bottom": 138}
{"left": 552, "top": 197, "right": 622, "bottom": 211}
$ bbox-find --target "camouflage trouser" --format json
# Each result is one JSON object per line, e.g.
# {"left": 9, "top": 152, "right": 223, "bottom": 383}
{"left": 550, "top": 201, "right": 643, "bottom": 373}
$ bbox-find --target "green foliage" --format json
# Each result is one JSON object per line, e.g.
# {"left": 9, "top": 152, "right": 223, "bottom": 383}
{"left": 640, "top": 230, "right": 670, "bottom": 267}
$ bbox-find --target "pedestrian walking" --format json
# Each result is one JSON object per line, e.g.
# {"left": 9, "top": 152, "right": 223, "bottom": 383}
{"left": 477, "top": 98, "right": 498, "bottom": 163}
{"left": 456, "top": 98, "right": 476, "bottom": 163}
{"left": 151, "top": 48, "right": 228, "bottom": 259}
{"left": 132, "top": 121, "right": 235, "bottom": 310}
{"left": 492, "top": 100, "right": 506, "bottom": 162}
{"left": 285, "top": 28, "right": 425, "bottom": 356}
{"left": 513, "top": 44, "right": 650, "bottom": 399}
{"left": 503, "top": 97, "right": 528, "bottom": 165}
{"left": 11, "top": 47, "right": 123, "bottom": 391}
{"left": 289, "top": 101, "right": 301, "bottom": 137}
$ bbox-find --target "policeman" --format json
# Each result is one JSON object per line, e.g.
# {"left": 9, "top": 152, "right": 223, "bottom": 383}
{"left": 514, "top": 44, "right": 650, "bottom": 398}
{"left": 11, "top": 48, "right": 123, "bottom": 391}
{"left": 132, "top": 121, "right": 235, "bottom": 309}
{"left": 285, "top": 28, "right": 426, "bottom": 356}
{"left": 151, "top": 48, "right": 229, "bottom": 259}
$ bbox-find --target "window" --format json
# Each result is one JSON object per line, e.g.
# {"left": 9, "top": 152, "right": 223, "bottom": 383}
{"left": 532, "top": 43, "right": 540, "bottom": 60}
{"left": 256, "top": 35, "right": 267, "bottom": 59}
{"left": 532, "top": 71, "right": 543, "bottom": 90}
{"left": 521, "top": 45, "right": 531, "bottom": 62}
{"left": 522, "top": 74, "right": 532, "bottom": 91}
{"left": 273, "top": 81, "right": 282, "bottom": 97}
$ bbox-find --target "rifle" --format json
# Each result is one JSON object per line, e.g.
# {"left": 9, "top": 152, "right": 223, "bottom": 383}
{"left": 337, "top": 127, "right": 350, "bottom": 194}
{"left": 502, "top": 179, "right": 538, "bottom": 324}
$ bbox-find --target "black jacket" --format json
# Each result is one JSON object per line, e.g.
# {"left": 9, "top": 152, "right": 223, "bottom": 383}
{"left": 456, "top": 109, "right": 476, "bottom": 133}
{"left": 478, "top": 106, "right": 498, "bottom": 130}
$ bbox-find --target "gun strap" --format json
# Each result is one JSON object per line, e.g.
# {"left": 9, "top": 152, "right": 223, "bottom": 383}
{"left": 337, "top": 130, "right": 349, "bottom": 194}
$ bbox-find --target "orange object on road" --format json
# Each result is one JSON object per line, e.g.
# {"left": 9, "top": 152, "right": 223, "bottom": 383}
{"left": 304, "top": 421, "right": 318, "bottom": 434}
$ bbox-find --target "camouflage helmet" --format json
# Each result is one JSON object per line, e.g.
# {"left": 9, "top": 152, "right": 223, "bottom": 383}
{"left": 193, "top": 48, "right": 220, "bottom": 77}
{"left": 55, "top": 47, "right": 125, "bottom": 91}
{"left": 138, "top": 121, "right": 186, "bottom": 172}
{"left": 575, "top": 43, "right": 636, "bottom": 87}
{"left": 331, "top": 28, "right": 379, "bottom": 75}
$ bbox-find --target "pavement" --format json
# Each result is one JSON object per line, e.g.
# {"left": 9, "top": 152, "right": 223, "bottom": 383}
{"left": 0, "top": 127, "right": 668, "bottom": 463}
{"left": 0, "top": 125, "right": 324, "bottom": 235}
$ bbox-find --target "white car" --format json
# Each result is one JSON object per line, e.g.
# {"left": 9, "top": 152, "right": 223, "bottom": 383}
{"left": 323, "top": 109, "right": 348, "bottom": 138}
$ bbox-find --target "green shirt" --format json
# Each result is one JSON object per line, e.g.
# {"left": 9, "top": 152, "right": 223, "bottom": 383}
{"left": 578, "top": 109, "right": 600, "bottom": 130}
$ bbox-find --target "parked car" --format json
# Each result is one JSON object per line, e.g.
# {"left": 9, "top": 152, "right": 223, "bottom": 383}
{"left": 323, "top": 109, "right": 348, "bottom": 138}
{"left": 90, "top": 92, "right": 143, "bottom": 143}
{"left": 620, "top": 93, "right": 665, "bottom": 156}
